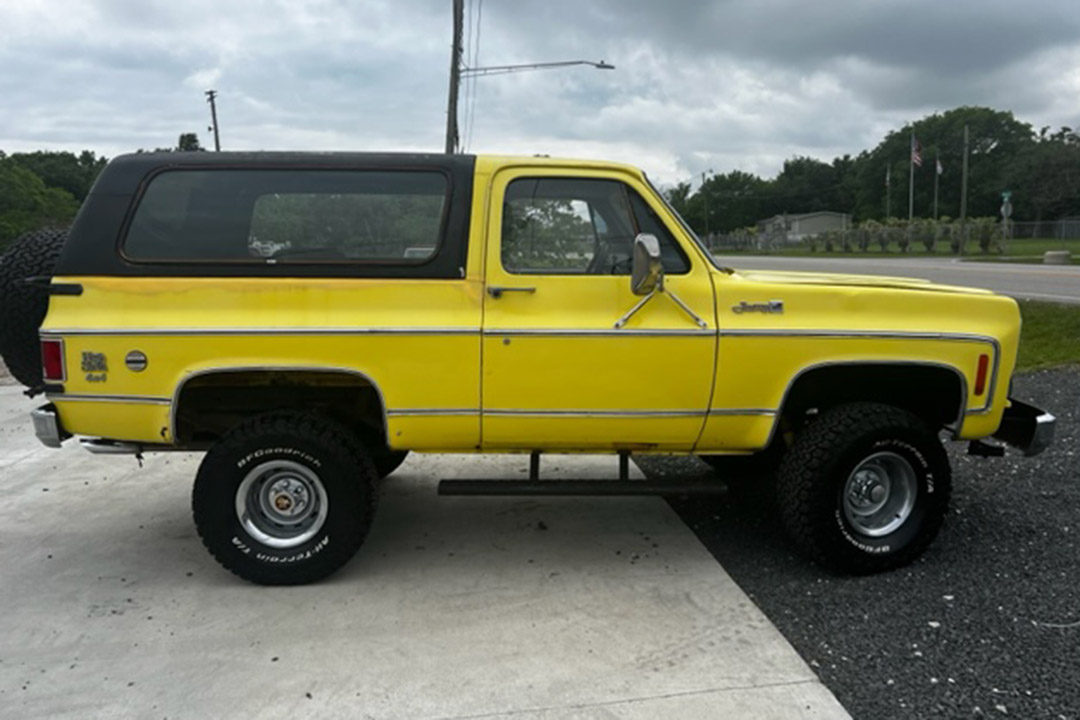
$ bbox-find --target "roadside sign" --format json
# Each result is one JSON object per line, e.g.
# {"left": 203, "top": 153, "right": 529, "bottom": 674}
{"left": 1001, "top": 201, "right": 1013, "bottom": 219}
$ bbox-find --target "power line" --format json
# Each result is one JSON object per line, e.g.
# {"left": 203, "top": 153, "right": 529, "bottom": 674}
{"left": 460, "top": 0, "right": 473, "bottom": 150}
{"left": 464, "top": 0, "right": 483, "bottom": 151}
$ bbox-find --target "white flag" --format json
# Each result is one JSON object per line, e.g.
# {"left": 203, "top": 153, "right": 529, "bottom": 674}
{"left": 936, "top": 159, "right": 944, "bottom": 175}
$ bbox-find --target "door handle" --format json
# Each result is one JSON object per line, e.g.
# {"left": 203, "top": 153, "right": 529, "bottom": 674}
{"left": 487, "top": 286, "right": 537, "bottom": 299}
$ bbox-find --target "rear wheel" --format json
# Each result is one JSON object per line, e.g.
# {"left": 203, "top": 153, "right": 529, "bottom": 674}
{"left": 192, "top": 411, "right": 378, "bottom": 585}
{"left": 776, "top": 402, "right": 951, "bottom": 574}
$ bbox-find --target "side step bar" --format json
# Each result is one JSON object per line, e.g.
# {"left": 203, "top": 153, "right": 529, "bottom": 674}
{"left": 438, "top": 480, "right": 726, "bottom": 496}
{"left": 438, "top": 449, "right": 726, "bottom": 497}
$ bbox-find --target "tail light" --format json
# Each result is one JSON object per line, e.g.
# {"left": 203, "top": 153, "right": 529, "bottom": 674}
{"left": 41, "top": 338, "right": 66, "bottom": 382}
{"left": 973, "top": 353, "right": 990, "bottom": 396}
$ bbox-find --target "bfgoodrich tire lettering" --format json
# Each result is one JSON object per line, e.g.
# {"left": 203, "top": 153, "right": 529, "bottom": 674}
{"left": 192, "top": 412, "right": 378, "bottom": 585}
{"left": 777, "top": 402, "right": 951, "bottom": 574}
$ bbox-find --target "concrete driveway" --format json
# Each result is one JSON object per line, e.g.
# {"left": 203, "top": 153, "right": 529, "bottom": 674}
{"left": 0, "top": 385, "right": 848, "bottom": 719}
{"left": 714, "top": 255, "right": 1080, "bottom": 304}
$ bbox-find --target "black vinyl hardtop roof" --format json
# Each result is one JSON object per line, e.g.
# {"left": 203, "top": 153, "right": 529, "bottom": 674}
{"left": 61, "top": 151, "right": 477, "bottom": 278}
{"left": 94, "top": 151, "right": 477, "bottom": 194}
{"left": 110, "top": 150, "right": 475, "bottom": 166}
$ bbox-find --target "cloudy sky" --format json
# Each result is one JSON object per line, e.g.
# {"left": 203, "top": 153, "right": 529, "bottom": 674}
{"left": 1, "top": 0, "right": 1077, "bottom": 184}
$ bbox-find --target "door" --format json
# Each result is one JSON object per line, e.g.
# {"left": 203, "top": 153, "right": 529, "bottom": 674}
{"left": 480, "top": 167, "right": 717, "bottom": 451}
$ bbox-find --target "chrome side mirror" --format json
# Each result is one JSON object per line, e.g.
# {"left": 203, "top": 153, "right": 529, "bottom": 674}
{"left": 630, "top": 233, "right": 663, "bottom": 296}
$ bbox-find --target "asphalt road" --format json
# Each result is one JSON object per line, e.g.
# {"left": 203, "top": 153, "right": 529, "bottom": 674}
{"left": 640, "top": 367, "right": 1080, "bottom": 720}
{"left": 714, "top": 255, "right": 1080, "bottom": 305}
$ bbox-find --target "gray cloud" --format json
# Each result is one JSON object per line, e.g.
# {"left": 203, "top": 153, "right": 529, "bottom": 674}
{"left": 1, "top": 0, "right": 1076, "bottom": 184}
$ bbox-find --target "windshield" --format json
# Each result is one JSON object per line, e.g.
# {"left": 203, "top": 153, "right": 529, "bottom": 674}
{"left": 643, "top": 174, "right": 733, "bottom": 273}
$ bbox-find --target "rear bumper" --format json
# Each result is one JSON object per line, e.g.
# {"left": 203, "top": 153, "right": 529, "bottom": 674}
{"left": 31, "top": 404, "right": 69, "bottom": 449}
{"left": 992, "top": 398, "right": 1056, "bottom": 457}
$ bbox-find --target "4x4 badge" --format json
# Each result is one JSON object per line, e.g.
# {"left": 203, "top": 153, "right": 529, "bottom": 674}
{"left": 81, "top": 351, "right": 108, "bottom": 383}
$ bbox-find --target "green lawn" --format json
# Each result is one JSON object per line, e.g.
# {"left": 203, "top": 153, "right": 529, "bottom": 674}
{"left": 1017, "top": 300, "right": 1080, "bottom": 371}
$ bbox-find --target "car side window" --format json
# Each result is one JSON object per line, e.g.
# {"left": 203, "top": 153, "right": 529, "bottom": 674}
{"left": 123, "top": 169, "right": 448, "bottom": 264}
{"left": 501, "top": 177, "right": 689, "bottom": 275}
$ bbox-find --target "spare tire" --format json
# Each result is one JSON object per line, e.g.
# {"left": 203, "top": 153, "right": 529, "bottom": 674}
{"left": 0, "top": 228, "right": 69, "bottom": 388}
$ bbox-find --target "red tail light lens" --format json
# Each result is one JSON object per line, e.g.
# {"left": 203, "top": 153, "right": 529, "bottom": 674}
{"left": 41, "top": 339, "right": 66, "bottom": 382}
{"left": 974, "top": 354, "right": 990, "bottom": 396}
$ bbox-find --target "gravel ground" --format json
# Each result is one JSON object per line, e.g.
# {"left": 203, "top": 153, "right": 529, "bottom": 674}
{"left": 639, "top": 367, "right": 1079, "bottom": 720}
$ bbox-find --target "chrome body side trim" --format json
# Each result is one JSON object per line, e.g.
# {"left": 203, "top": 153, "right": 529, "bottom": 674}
{"left": 47, "top": 393, "right": 172, "bottom": 405}
{"left": 484, "top": 409, "right": 705, "bottom": 418}
{"left": 387, "top": 409, "right": 480, "bottom": 417}
{"left": 395, "top": 408, "right": 776, "bottom": 418}
{"left": 483, "top": 328, "right": 715, "bottom": 337}
{"left": 41, "top": 327, "right": 481, "bottom": 337}
{"left": 42, "top": 327, "right": 718, "bottom": 338}
{"left": 707, "top": 408, "right": 777, "bottom": 416}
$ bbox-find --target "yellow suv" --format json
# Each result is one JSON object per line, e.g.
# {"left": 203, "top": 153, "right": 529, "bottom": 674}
{"left": 16, "top": 152, "right": 1054, "bottom": 584}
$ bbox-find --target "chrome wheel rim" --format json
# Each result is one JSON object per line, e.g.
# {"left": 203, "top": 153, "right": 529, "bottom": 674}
{"left": 842, "top": 451, "right": 918, "bottom": 538}
{"left": 235, "top": 460, "right": 329, "bottom": 548}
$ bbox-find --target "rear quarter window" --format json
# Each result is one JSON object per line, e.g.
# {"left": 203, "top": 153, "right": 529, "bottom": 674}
{"left": 122, "top": 169, "right": 449, "bottom": 264}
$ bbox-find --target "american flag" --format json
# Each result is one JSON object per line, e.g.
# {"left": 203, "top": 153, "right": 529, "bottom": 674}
{"left": 911, "top": 135, "right": 923, "bottom": 167}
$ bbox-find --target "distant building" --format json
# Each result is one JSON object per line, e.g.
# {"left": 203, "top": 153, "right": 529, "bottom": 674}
{"left": 757, "top": 212, "right": 852, "bottom": 243}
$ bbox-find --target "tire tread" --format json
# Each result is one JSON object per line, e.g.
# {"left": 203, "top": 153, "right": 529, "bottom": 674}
{"left": 776, "top": 402, "right": 951, "bottom": 574}
{"left": 192, "top": 411, "right": 378, "bottom": 585}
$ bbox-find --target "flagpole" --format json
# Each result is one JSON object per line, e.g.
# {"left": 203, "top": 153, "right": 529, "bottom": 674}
{"left": 933, "top": 151, "right": 940, "bottom": 220}
{"left": 908, "top": 130, "right": 915, "bottom": 223}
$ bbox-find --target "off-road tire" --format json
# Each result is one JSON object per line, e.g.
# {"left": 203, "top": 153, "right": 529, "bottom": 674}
{"left": 776, "top": 402, "right": 951, "bottom": 574}
{"left": 0, "top": 228, "right": 68, "bottom": 387}
{"left": 192, "top": 411, "right": 379, "bottom": 585}
{"left": 373, "top": 449, "right": 409, "bottom": 479}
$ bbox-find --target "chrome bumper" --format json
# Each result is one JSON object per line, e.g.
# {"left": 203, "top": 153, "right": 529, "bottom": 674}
{"left": 31, "top": 404, "right": 68, "bottom": 449}
{"left": 992, "top": 398, "right": 1056, "bottom": 457}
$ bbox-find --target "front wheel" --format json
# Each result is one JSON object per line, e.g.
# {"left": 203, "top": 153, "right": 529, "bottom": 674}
{"left": 192, "top": 412, "right": 378, "bottom": 585}
{"left": 776, "top": 402, "right": 951, "bottom": 574}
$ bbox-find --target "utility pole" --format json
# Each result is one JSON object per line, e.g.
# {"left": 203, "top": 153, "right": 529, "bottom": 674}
{"left": 444, "top": 0, "right": 464, "bottom": 154}
{"left": 205, "top": 90, "right": 221, "bottom": 151}
{"left": 701, "top": 171, "right": 711, "bottom": 238}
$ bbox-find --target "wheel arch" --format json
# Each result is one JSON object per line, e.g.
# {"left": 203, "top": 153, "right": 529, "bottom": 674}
{"left": 774, "top": 360, "right": 968, "bottom": 441}
{"left": 171, "top": 365, "right": 390, "bottom": 447}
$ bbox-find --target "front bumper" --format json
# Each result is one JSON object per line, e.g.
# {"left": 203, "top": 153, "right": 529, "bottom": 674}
{"left": 992, "top": 398, "right": 1056, "bottom": 457}
{"left": 31, "top": 404, "right": 69, "bottom": 449}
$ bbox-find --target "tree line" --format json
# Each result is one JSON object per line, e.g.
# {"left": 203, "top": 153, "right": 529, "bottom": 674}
{"left": 665, "top": 106, "right": 1080, "bottom": 236}
{"left": 0, "top": 133, "right": 206, "bottom": 248}
{"left": 4, "top": 108, "right": 1078, "bottom": 248}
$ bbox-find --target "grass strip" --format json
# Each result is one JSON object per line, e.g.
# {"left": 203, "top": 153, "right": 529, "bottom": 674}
{"left": 1017, "top": 300, "right": 1080, "bottom": 371}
